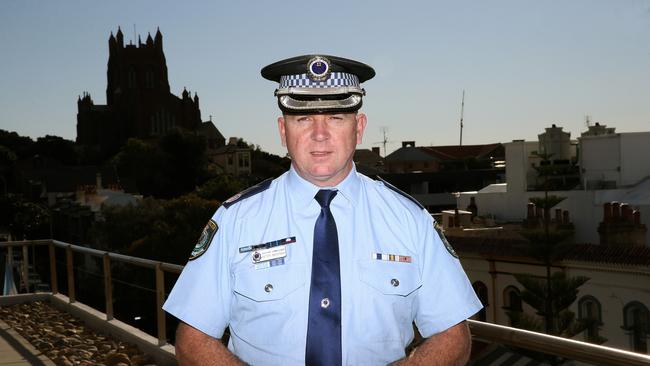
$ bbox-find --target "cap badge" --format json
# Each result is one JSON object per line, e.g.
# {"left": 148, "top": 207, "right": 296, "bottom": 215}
{"left": 307, "top": 56, "right": 331, "bottom": 81}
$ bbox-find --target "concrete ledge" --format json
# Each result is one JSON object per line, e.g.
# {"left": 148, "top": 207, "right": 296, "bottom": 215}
{"left": 0, "top": 293, "right": 51, "bottom": 307}
{"left": 0, "top": 319, "right": 56, "bottom": 366}
{"left": 1, "top": 293, "right": 177, "bottom": 365}
{"left": 48, "top": 293, "right": 177, "bottom": 365}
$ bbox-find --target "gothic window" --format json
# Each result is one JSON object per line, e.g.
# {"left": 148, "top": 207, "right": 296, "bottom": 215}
{"left": 472, "top": 281, "right": 489, "bottom": 322}
{"left": 623, "top": 301, "right": 649, "bottom": 353}
{"left": 145, "top": 66, "right": 155, "bottom": 89}
{"left": 127, "top": 66, "right": 136, "bottom": 89}
{"left": 578, "top": 295, "right": 603, "bottom": 342}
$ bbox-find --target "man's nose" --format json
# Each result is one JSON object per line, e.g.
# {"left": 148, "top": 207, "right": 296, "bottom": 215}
{"left": 311, "top": 116, "right": 330, "bottom": 141}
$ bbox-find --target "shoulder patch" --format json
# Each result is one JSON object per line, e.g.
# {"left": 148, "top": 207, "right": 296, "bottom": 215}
{"left": 190, "top": 219, "right": 218, "bottom": 260}
{"left": 434, "top": 221, "right": 459, "bottom": 259}
{"left": 375, "top": 176, "right": 425, "bottom": 210}
{"left": 222, "top": 178, "right": 273, "bottom": 208}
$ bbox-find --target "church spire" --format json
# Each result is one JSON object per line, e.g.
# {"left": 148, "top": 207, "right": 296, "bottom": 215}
{"left": 116, "top": 26, "right": 124, "bottom": 47}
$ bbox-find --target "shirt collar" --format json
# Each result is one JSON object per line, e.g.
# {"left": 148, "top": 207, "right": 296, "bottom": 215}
{"left": 286, "top": 163, "right": 361, "bottom": 209}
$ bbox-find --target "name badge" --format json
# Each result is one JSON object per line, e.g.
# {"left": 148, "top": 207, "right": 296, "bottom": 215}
{"left": 252, "top": 246, "right": 287, "bottom": 264}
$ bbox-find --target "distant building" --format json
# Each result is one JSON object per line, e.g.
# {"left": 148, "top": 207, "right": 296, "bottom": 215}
{"left": 385, "top": 141, "right": 503, "bottom": 173}
{"left": 458, "top": 124, "right": 650, "bottom": 246}
{"left": 76, "top": 28, "right": 223, "bottom": 155}
{"left": 354, "top": 147, "right": 385, "bottom": 174}
{"left": 210, "top": 137, "right": 252, "bottom": 176}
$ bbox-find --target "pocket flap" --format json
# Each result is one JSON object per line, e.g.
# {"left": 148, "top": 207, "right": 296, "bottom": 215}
{"left": 234, "top": 263, "right": 306, "bottom": 301}
{"left": 359, "top": 260, "right": 422, "bottom": 296}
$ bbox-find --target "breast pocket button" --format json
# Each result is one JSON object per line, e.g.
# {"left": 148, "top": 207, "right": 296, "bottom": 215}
{"left": 264, "top": 284, "right": 274, "bottom": 293}
{"left": 391, "top": 278, "right": 400, "bottom": 287}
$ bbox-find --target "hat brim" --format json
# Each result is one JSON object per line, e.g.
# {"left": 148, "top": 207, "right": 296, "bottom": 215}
{"left": 278, "top": 94, "right": 363, "bottom": 114}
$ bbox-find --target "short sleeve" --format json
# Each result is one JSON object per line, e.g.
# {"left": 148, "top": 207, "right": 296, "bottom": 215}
{"left": 163, "top": 206, "right": 232, "bottom": 339}
{"left": 414, "top": 211, "right": 483, "bottom": 337}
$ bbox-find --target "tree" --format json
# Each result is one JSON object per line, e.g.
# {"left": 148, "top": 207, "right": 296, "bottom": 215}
{"left": 0, "top": 194, "right": 51, "bottom": 240}
{"left": 89, "top": 194, "right": 219, "bottom": 264}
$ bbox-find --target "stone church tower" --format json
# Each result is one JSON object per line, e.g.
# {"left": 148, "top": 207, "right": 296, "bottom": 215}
{"left": 77, "top": 27, "right": 203, "bottom": 154}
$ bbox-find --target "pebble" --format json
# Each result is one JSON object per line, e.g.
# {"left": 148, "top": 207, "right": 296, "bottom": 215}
{"left": 0, "top": 301, "right": 158, "bottom": 365}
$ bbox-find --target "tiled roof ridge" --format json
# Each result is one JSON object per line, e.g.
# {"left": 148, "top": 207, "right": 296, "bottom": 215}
{"left": 450, "top": 236, "right": 650, "bottom": 266}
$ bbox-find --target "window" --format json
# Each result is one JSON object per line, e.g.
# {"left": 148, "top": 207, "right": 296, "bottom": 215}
{"left": 578, "top": 295, "right": 603, "bottom": 342}
{"left": 623, "top": 301, "right": 649, "bottom": 353}
{"left": 472, "top": 281, "right": 489, "bottom": 322}
{"left": 145, "top": 66, "right": 155, "bottom": 88}
{"left": 127, "top": 66, "right": 136, "bottom": 88}
{"left": 503, "top": 286, "right": 522, "bottom": 312}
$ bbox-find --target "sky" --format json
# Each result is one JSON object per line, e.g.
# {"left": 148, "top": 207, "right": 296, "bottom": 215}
{"left": 0, "top": 0, "right": 648, "bottom": 157}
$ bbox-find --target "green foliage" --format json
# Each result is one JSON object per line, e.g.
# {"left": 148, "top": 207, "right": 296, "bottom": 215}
{"left": 0, "top": 129, "right": 34, "bottom": 159}
{"left": 0, "top": 194, "right": 51, "bottom": 239}
{"left": 90, "top": 194, "right": 219, "bottom": 264}
{"left": 112, "top": 130, "right": 208, "bottom": 198}
{"left": 196, "top": 174, "right": 245, "bottom": 201}
{"left": 34, "top": 135, "right": 79, "bottom": 165}
{"left": 0, "top": 145, "right": 17, "bottom": 167}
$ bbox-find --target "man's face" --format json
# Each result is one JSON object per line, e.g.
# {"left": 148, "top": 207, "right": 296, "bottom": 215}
{"left": 278, "top": 112, "right": 367, "bottom": 187}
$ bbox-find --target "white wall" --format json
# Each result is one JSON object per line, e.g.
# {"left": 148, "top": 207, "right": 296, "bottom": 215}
{"left": 461, "top": 255, "right": 650, "bottom": 354}
{"left": 620, "top": 133, "right": 650, "bottom": 186}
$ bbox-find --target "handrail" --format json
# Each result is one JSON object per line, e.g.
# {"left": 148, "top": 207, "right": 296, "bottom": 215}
{"left": 1, "top": 239, "right": 183, "bottom": 345}
{"left": 469, "top": 320, "right": 650, "bottom": 366}
{"left": 2, "top": 239, "right": 650, "bottom": 364}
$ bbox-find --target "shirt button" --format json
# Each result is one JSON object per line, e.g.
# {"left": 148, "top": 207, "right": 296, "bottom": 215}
{"left": 391, "top": 278, "right": 400, "bottom": 287}
{"left": 264, "top": 284, "right": 273, "bottom": 293}
{"left": 321, "top": 298, "right": 330, "bottom": 309}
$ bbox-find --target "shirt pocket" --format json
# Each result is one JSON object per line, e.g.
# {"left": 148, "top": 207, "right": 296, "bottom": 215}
{"left": 231, "top": 263, "right": 306, "bottom": 345}
{"left": 355, "top": 260, "right": 423, "bottom": 343}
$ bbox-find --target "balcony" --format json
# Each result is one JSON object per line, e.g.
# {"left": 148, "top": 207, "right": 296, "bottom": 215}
{"left": 1, "top": 239, "right": 649, "bottom": 365}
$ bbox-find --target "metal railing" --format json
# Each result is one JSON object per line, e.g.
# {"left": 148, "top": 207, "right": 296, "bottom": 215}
{"left": 1, "top": 239, "right": 183, "bottom": 346}
{"left": 1, "top": 239, "right": 650, "bottom": 365}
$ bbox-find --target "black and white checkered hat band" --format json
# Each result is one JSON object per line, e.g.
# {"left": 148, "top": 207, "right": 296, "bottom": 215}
{"left": 279, "top": 72, "right": 360, "bottom": 89}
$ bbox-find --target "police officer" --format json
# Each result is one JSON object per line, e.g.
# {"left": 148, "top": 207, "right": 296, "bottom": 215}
{"left": 163, "top": 55, "right": 482, "bottom": 365}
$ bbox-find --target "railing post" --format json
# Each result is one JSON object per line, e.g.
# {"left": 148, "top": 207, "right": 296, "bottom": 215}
{"left": 155, "top": 263, "right": 166, "bottom": 346}
{"left": 49, "top": 241, "right": 58, "bottom": 294}
{"left": 103, "top": 254, "right": 113, "bottom": 320}
{"left": 22, "top": 244, "right": 29, "bottom": 293}
{"left": 66, "top": 245, "right": 75, "bottom": 303}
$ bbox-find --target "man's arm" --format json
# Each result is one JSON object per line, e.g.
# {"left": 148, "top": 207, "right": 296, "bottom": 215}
{"left": 392, "top": 321, "right": 472, "bottom": 366}
{"left": 175, "top": 322, "right": 245, "bottom": 366}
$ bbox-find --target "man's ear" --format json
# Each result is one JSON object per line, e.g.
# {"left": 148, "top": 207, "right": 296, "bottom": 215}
{"left": 277, "top": 116, "right": 287, "bottom": 147}
{"left": 355, "top": 113, "right": 367, "bottom": 144}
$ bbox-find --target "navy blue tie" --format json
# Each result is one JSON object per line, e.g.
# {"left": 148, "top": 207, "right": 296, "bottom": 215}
{"left": 305, "top": 189, "right": 342, "bottom": 366}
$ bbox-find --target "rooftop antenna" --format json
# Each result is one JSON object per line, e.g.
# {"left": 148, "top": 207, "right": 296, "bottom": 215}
{"left": 459, "top": 90, "right": 465, "bottom": 147}
{"left": 373, "top": 126, "right": 393, "bottom": 157}
{"left": 585, "top": 114, "right": 591, "bottom": 128}
{"left": 133, "top": 24, "right": 137, "bottom": 45}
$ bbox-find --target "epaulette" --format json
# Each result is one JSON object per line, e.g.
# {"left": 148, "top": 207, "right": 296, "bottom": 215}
{"left": 375, "top": 176, "right": 425, "bottom": 210}
{"left": 222, "top": 178, "right": 273, "bottom": 209}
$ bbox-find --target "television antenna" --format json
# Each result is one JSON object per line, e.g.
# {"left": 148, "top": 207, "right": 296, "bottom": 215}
{"left": 459, "top": 90, "right": 465, "bottom": 146}
{"left": 373, "top": 126, "right": 394, "bottom": 157}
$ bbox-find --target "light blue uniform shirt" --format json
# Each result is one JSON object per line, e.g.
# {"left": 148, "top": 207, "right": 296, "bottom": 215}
{"left": 164, "top": 164, "right": 482, "bottom": 365}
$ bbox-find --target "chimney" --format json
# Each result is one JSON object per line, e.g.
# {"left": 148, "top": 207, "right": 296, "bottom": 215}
{"left": 527, "top": 203, "right": 535, "bottom": 220}
{"left": 621, "top": 204, "right": 633, "bottom": 222}
{"left": 371, "top": 147, "right": 380, "bottom": 155}
{"left": 612, "top": 202, "right": 621, "bottom": 221}
{"left": 228, "top": 137, "right": 238, "bottom": 146}
{"left": 598, "top": 201, "right": 647, "bottom": 247}
{"left": 603, "top": 202, "right": 612, "bottom": 223}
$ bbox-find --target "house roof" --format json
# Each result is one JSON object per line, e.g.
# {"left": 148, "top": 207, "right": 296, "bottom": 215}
{"left": 385, "top": 143, "right": 503, "bottom": 162}
{"left": 200, "top": 121, "right": 226, "bottom": 141}
{"left": 451, "top": 235, "right": 650, "bottom": 267}
{"left": 354, "top": 149, "right": 384, "bottom": 166}
{"left": 424, "top": 143, "right": 503, "bottom": 161}
{"left": 385, "top": 147, "right": 439, "bottom": 162}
